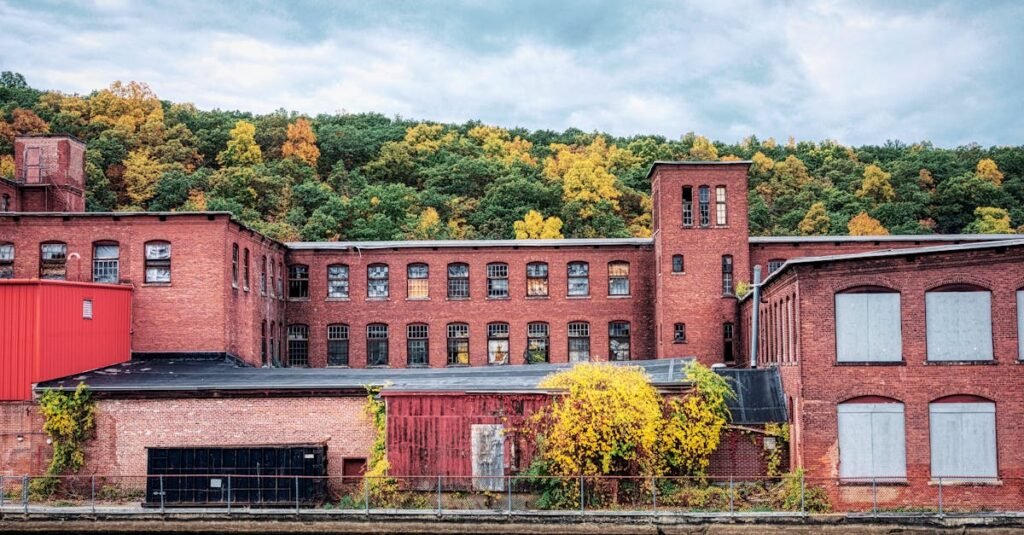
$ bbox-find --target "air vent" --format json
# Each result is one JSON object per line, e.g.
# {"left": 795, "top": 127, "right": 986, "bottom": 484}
{"left": 82, "top": 299, "right": 93, "bottom": 319}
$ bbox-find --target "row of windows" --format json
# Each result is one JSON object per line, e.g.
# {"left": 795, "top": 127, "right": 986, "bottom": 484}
{"left": 667, "top": 254, "right": 735, "bottom": 296}
{"left": 288, "top": 261, "right": 633, "bottom": 300}
{"left": 838, "top": 398, "right": 997, "bottom": 481}
{"left": 0, "top": 241, "right": 173, "bottom": 283}
{"left": 232, "top": 243, "right": 286, "bottom": 298}
{"left": 681, "top": 185, "right": 728, "bottom": 228}
{"left": 282, "top": 321, "right": 633, "bottom": 367}
{"left": 833, "top": 286, "right": 1024, "bottom": 362}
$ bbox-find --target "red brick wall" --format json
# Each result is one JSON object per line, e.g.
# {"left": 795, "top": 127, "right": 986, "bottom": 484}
{"left": 708, "top": 428, "right": 784, "bottom": 480}
{"left": 651, "top": 163, "right": 751, "bottom": 365}
{"left": 0, "top": 180, "right": 18, "bottom": 212}
{"left": 13, "top": 137, "right": 86, "bottom": 212}
{"left": 83, "top": 397, "right": 374, "bottom": 479}
{"left": 285, "top": 244, "right": 655, "bottom": 367}
{"left": 223, "top": 225, "right": 288, "bottom": 366}
{"left": 0, "top": 214, "right": 285, "bottom": 365}
{"left": 764, "top": 246, "right": 1024, "bottom": 509}
{"left": 0, "top": 403, "right": 47, "bottom": 476}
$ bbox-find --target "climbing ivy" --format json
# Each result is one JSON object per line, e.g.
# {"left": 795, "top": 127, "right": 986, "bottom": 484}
{"left": 763, "top": 422, "right": 790, "bottom": 477}
{"left": 32, "top": 383, "right": 95, "bottom": 497}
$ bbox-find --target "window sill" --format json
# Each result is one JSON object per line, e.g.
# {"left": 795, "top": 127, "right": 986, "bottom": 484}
{"left": 721, "top": 294, "right": 737, "bottom": 299}
{"left": 325, "top": 297, "right": 351, "bottom": 302}
{"left": 923, "top": 360, "right": 996, "bottom": 365}
{"left": 406, "top": 297, "right": 430, "bottom": 301}
{"left": 929, "top": 479, "right": 1001, "bottom": 487}
{"left": 673, "top": 340, "right": 688, "bottom": 344}
{"left": 366, "top": 365, "right": 391, "bottom": 369}
{"left": 671, "top": 272, "right": 686, "bottom": 276}
{"left": 608, "top": 295, "right": 631, "bottom": 299}
{"left": 142, "top": 283, "right": 172, "bottom": 287}
{"left": 288, "top": 297, "right": 310, "bottom": 302}
{"left": 486, "top": 297, "right": 510, "bottom": 301}
{"left": 326, "top": 365, "right": 350, "bottom": 368}
{"left": 447, "top": 297, "right": 471, "bottom": 301}
{"left": 365, "top": 297, "right": 390, "bottom": 302}
{"left": 406, "top": 364, "right": 430, "bottom": 368}
{"left": 838, "top": 479, "right": 908, "bottom": 487}
{"left": 525, "top": 295, "right": 550, "bottom": 300}
{"left": 835, "top": 361, "right": 906, "bottom": 366}
{"left": 243, "top": 287, "right": 250, "bottom": 293}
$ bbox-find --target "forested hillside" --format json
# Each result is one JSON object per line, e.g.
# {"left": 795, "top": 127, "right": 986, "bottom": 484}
{"left": 1, "top": 73, "right": 1021, "bottom": 241}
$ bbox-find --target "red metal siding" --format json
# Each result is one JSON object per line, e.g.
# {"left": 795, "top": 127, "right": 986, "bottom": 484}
{"left": 0, "top": 280, "right": 132, "bottom": 401}
{"left": 384, "top": 392, "right": 549, "bottom": 478}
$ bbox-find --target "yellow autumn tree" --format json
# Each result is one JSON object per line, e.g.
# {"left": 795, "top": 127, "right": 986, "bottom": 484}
{"left": 513, "top": 210, "right": 564, "bottom": 239}
{"left": 976, "top": 158, "right": 1004, "bottom": 186}
{"left": 281, "top": 118, "right": 320, "bottom": 167}
{"left": 411, "top": 207, "right": 446, "bottom": 239}
{"left": 468, "top": 125, "right": 536, "bottom": 167}
{"left": 855, "top": 164, "right": 896, "bottom": 203}
{"left": 965, "top": 207, "right": 1014, "bottom": 234}
{"left": 217, "top": 120, "right": 263, "bottom": 167}
{"left": 123, "top": 150, "right": 165, "bottom": 205}
{"left": 0, "top": 155, "right": 14, "bottom": 179}
{"left": 544, "top": 136, "right": 623, "bottom": 214}
{"left": 660, "top": 363, "right": 734, "bottom": 476}
{"left": 847, "top": 212, "right": 889, "bottom": 236}
{"left": 688, "top": 135, "right": 719, "bottom": 160}
{"left": 750, "top": 151, "right": 775, "bottom": 177}
{"left": 87, "top": 81, "right": 164, "bottom": 145}
{"left": 798, "top": 202, "right": 830, "bottom": 235}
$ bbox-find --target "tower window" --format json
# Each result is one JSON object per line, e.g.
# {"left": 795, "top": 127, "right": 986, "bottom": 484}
{"left": 722, "top": 255, "right": 734, "bottom": 295}
{"left": 698, "top": 186, "right": 710, "bottom": 227}
{"left": 671, "top": 255, "right": 684, "bottom": 273}
{"left": 715, "top": 186, "right": 727, "bottom": 226}
{"left": 682, "top": 186, "right": 693, "bottom": 227}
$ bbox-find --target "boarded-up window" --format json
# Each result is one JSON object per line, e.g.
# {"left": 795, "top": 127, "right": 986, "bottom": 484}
{"left": 926, "top": 290, "right": 992, "bottom": 361}
{"left": 837, "top": 402, "right": 906, "bottom": 481}
{"left": 471, "top": 424, "right": 505, "bottom": 491}
{"left": 40, "top": 242, "right": 67, "bottom": 280}
{"left": 929, "top": 402, "right": 997, "bottom": 480}
{"left": 835, "top": 292, "right": 902, "bottom": 362}
{"left": 145, "top": 241, "right": 172, "bottom": 284}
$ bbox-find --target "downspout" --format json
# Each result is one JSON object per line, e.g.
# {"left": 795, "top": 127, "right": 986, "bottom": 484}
{"left": 749, "top": 265, "right": 762, "bottom": 369}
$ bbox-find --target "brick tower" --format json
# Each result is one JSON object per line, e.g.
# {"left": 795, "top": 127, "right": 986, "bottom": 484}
{"left": 6, "top": 135, "right": 87, "bottom": 212}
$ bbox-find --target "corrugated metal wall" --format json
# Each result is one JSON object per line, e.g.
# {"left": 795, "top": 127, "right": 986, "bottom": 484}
{"left": 385, "top": 393, "right": 549, "bottom": 479}
{"left": 0, "top": 281, "right": 132, "bottom": 400}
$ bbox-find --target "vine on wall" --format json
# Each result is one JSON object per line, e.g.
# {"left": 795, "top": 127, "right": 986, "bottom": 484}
{"left": 32, "top": 383, "right": 95, "bottom": 497}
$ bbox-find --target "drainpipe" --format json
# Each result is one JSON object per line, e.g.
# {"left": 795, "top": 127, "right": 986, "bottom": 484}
{"left": 749, "top": 265, "right": 762, "bottom": 369}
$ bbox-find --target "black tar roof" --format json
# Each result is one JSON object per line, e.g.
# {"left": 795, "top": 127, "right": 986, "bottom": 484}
{"left": 717, "top": 368, "right": 787, "bottom": 425}
{"left": 36, "top": 357, "right": 697, "bottom": 395}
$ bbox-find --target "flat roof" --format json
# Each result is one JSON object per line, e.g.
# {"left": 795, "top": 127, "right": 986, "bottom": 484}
{"left": 645, "top": 160, "right": 753, "bottom": 180}
{"left": 717, "top": 368, "right": 787, "bottom": 425}
{"left": 287, "top": 238, "right": 653, "bottom": 250}
{"left": 749, "top": 234, "right": 1017, "bottom": 244}
{"left": 35, "top": 357, "right": 697, "bottom": 395}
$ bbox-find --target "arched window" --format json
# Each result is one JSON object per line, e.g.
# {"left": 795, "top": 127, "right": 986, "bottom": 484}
{"left": 243, "top": 248, "right": 250, "bottom": 291}
{"left": 721, "top": 255, "right": 734, "bottom": 295}
{"left": 723, "top": 322, "right": 735, "bottom": 362}
{"left": 447, "top": 263, "right": 469, "bottom": 299}
{"left": 0, "top": 242, "right": 13, "bottom": 279}
{"left": 367, "top": 323, "right": 389, "bottom": 366}
{"left": 327, "top": 264, "right": 349, "bottom": 298}
{"left": 926, "top": 284, "right": 992, "bottom": 361}
{"left": 287, "top": 324, "right": 309, "bottom": 367}
{"left": 609, "top": 321, "right": 630, "bottom": 361}
{"left": 526, "top": 262, "right": 548, "bottom": 296}
{"left": 567, "top": 262, "right": 589, "bottom": 297}
{"left": 838, "top": 398, "right": 906, "bottom": 481}
{"left": 327, "top": 324, "right": 349, "bottom": 366}
{"left": 835, "top": 286, "right": 902, "bottom": 363}
{"left": 929, "top": 396, "right": 996, "bottom": 480}
{"left": 367, "top": 264, "right": 389, "bottom": 298}
{"left": 527, "top": 322, "right": 549, "bottom": 363}
{"left": 288, "top": 264, "right": 309, "bottom": 299}
{"left": 608, "top": 261, "right": 630, "bottom": 296}
{"left": 487, "top": 263, "right": 509, "bottom": 298}
{"left": 681, "top": 186, "right": 693, "bottom": 227}
{"left": 698, "top": 185, "right": 711, "bottom": 227}
{"left": 671, "top": 255, "right": 684, "bottom": 273}
{"left": 260, "top": 255, "right": 267, "bottom": 295}
{"left": 40, "top": 242, "right": 67, "bottom": 280}
{"left": 447, "top": 323, "right": 469, "bottom": 365}
{"left": 407, "top": 323, "right": 429, "bottom": 366}
{"left": 92, "top": 241, "right": 120, "bottom": 283}
{"left": 407, "top": 263, "right": 429, "bottom": 299}
{"left": 568, "top": 321, "right": 590, "bottom": 362}
{"left": 231, "top": 243, "right": 239, "bottom": 287}
{"left": 487, "top": 322, "right": 510, "bottom": 364}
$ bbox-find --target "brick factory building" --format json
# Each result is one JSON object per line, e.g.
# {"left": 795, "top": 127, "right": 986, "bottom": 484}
{"left": 2, "top": 134, "right": 1023, "bottom": 509}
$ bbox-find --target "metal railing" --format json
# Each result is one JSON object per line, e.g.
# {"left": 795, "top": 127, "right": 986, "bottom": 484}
{"left": 0, "top": 473, "right": 1017, "bottom": 516}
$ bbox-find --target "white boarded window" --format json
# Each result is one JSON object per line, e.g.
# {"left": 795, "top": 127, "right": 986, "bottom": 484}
{"left": 835, "top": 291, "right": 902, "bottom": 362}
{"left": 1018, "top": 290, "right": 1023, "bottom": 360}
{"left": 929, "top": 401, "right": 997, "bottom": 480}
{"left": 837, "top": 402, "right": 906, "bottom": 481}
{"left": 926, "top": 290, "right": 992, "bottom": 361}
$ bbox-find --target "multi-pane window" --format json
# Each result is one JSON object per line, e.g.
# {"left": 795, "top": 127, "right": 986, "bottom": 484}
{"left": 447, "top": 263, "right": 469, "bottom": 299}
{"left": 0, "top": 243, "right": 13, "bottom": 279}
{"left": 287, "top": 324, "right": 309, "bottom": 367}
{"left": 327, "top": 324, "right": 349, "bottom": 366}
{"left": 721, "top": 255, "right": 734, "bottom": 295}
{"left": 672, "top": 254, "right": 684, "bottom": 273}
{"left": 567, "top": 262, "right": 589, "bottom": 297}
{"left": 92, "top": 242, "right": 119, "bottom": 283}
{"left": 838, "top": 402, "right": 906, "bottom": 481}
{"left": 367, "top": 323, "right": 389, "bottom": 366}
{"left": 715, "top": 186, "right": 727, "bottom": 225}
{"left": 926, "top": 286, "right": 993, "bottom": 361}
{"left": 488, "top": 322, "right": 510, "bottom": 365}
{"left": 526, "top": 322, "right": 549, "bottom": 364}
{"left": 447, "top": 323, "right": 470, "bottom": 365}
{"left": 145, "top": 241, "right": 171, "bottom": 283}
{"left": 568, "top": 321, "right": 591, "bottom": 362}
{"left": 836, "top": 289, "right": 902, "bottom": 362}
{"left": 40, "top": 242, "right": 67, "bottom": 280}
{"left": 276, "top": 262, "right": 283, "bottom": 298}
{"left": 243, "top": 248, "right": 250, "bottom": 291}
{"left": 407, "top": 264, "right": 429, "bottom": 299}
{"left": 929, "top": 400, "right": 997, "bottom": 480}
{"left": 723, "top": 322, "right": 735, "bottom": 362}
{"left": 609, "top": 321, "right": 630, "bottom": 361}
{"left": 674, "top": 323, "right": 687, "bottom": 343}
{"left": 768, "top": 259, "right": 785, "bottom": 274}
{"left": 268, "top": 261, "right": 275, "bottom": 297}
{"left": 407, "top": 324, "right": 429, "bottom": 366}
{"left": 231, "top": 244, "right": 239, "bottom": 287}
{"left": 608, "top": 261, "right": 630, "bottom": 296}
{"left": 682, "top": 186, "right": 693, "bottom": 227}
{"left": 260, "top": 255, "right": 267, "bottom": 295}
{"left": 698, "top": 186, "right": 711, "bottom": 227}
{"left": 367, "top": 264, "right": 389, "bottom": 298}
{"left": 288, "top": 264, "right": 309, "bottom": 299}
{"left": 527, "top": 262, "right": 548, "bottom": 296}
{"left": 327, "top": 264, "right": 350, "bottom": 298}
{"left": 487, "top": 262, "right": 509, "bottom": 298}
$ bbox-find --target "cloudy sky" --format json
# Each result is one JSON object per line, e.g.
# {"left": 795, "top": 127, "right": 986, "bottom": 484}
{"left": 1, "top": 0, "right": 1022, "bottom": 146}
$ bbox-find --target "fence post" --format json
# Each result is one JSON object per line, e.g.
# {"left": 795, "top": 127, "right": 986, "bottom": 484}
{"left": 1, "top": 475, "right": 4, "bottom": 511}
{"left": 91, "top": 475, "right": 95, "bottom": 515}
{"left": 22, "top": 476, "right": 28, "bottom": 514}
{"left": 295, "top": 476, "right": 300, "bottom": 515}
{"left": 363, "top": 479, "right": 369, "bottom": 515}
{"left": 871, "top": 477, "right": 877, "bottom": 515}
{"left": 800, "top": 473, "right": 805, "bottom": 514}
{"left": 651, "top": 477, "right": 657, "bottom": 515}
{"left": 729, "top": 476, "right": 734, "bottom": 515}
{"left": 159, "top": 475, "right": 165, "bottom": 514}
{"left": 226, "top": 475, "right": 231, "bottom": 515}
{"left": 579, "top": 475, "right": 585, "bottom": 514}
{"left": 506, "top": 475, "right": 512, "bottom": 515}
{"left": 938, "top": 477, "right": 943, "bottom": 516}
{"left": 436, "top": 475, "right": 442, "bottom": 517}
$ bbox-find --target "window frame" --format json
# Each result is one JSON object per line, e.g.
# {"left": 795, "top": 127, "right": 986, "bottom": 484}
{"left": 837, "top": 400, "right": 907, "bottom": 482}
{"left": 682, "top": 186, "right": 693, "bottom": 227}
{"left": 835, "top": 288, "right": 903, "bottom": 363}
{"left": 486, "top": 262, "right": 509, "bottom": 299}
{"left": 609, "top": 321, "right": 630, "bottom": 361}
{"left": 327, "top": 324, "right": 350, "bottom": 367}
{"left": 288, "top": 264, "right": 310, "bottom": 299}
{"left": 715, "top": 185, "right": 727, "bottom": 226}
{"left": 366, "top": 323, "right": 389, "bottom": 366}
{"left": 287, "top": 324, "right": 309, "bottom": 367}
{"left": 447, "top": 263, "right": 470, "bottom": 299}
{"left": 723, "top": 322, "right": 735, "bottom": 362}
{"left": 721, "top": 255, "right": 734, "bottom": 296}
{"left": 367, "top": 264, "right": 390, "bottom": 299}
{"left": 929, "top": 399, "right": 998, "bottom": 481}
{"left": 925, "top": 285, "right": 993, "bottom": 362}
{"left": 39, "top": 241, "right": 67, "bottom": 280}
{"left": 568, "top": 321, "right": 591, "bottom": 362}
{"left": 406, "top": 263, "right": 429, "bottom": 300}
{"left": 243, "top": 248, "right": 250, "bottom": 291}
{"left": 406, "top": 323, "right": 429, "bottom": 366}
{"left": 671, "top": 254, "right": 684, "bottom": 274}
{"left": 327, "top": 264, "right": 350, "bottom": 299}
{"left": 447, "top": 322, "right": 470, "bottom": 366}
{"left": 260, "top": 255, "right": 267, "bottom": 295}
{"left": 144, "top": 241, "right": 172, "bottom": 284}
{"left": 231, "top": 243, "right": 239, "bottom": 288}
{"left": 673, "top": 323, "right": 687, "bottom": 344}
{"left": 698, "top": 185, "right": 711, "bottom": 228}
{"left": 91, "top": 241, "right": 120, "bottom": 284}
{"left": 567, "top": 262, "right": 590, "bottom": 297}
{"left": 767, "top": 259, "right": 786, "bottom": 274}
{"left": 608, "top": 261, "right": 630, "bottom": 296}
{"left": 487, "top": 322, "right": 510, "bottom": 365}
{"left": 526, "top": 262, "right": 549, "bottom": 297}
{"left": 0, "top": 242, "right": 13, "bottom": 279}
{"left": 526, "top": 322, "right": 549, "bottom": 364}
